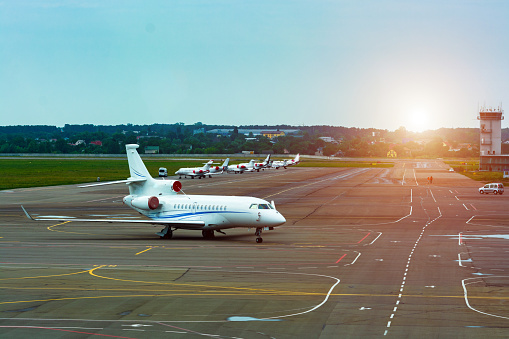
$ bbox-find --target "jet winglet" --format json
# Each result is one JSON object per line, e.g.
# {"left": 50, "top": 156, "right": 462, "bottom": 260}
{"left": 21, "top": 205, "right": 35, "bottom": 220}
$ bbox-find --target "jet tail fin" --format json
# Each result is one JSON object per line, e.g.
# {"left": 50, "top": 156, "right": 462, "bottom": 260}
{"left": 222, "top": 158, "right": 230, "bottom": 169}
{"left": 203, "top": 160, "right": 214, "bottom": 170}
{"left": 126, "top": 144, "right": 152, "bottom": 180}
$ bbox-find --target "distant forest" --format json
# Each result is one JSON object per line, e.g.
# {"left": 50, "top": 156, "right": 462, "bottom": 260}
{"left": 1, "top": 123, "right": 508, "bottom": 157}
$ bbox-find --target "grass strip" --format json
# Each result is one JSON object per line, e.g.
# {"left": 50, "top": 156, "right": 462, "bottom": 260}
{"left": 0, "top": 158, "right": 394, "bottom": 190}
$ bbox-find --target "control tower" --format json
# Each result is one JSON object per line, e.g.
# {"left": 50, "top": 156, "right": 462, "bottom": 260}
{"left": 478, "top": 105, "right": 504, "bottom": 155}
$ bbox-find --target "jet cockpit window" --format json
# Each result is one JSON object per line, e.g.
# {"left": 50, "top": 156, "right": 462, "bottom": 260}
{"left": 258, "top": 204, "right": 273, "bottom": 209}
{"left": 250, "top": 204, "right": 258, "bottom": 209}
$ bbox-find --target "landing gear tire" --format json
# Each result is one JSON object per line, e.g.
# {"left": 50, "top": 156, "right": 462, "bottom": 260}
{"left": 202, "top": 230, "right": 215, "bottom": 239}
{"left": 255, "top": 227, "right": 263, "bottom": 244}
{"left": 159, "top": 228, "right": 173, "bottom": 239}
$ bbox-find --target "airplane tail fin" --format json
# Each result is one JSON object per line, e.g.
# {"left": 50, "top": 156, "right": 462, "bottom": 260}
{"left": 294, "top": 154, "right": 300, "bottom": 163}
{"left": 126, "top": 144, "right": 152, "bottom": 180}
{"left": 78, "top": 144, "right": 181, "bottom": 197}
{"left": 222, "top": 158, "right": 230, "bottom": 169}
{"left": 264, "top": 154, "right": 271, "bottom": 164}
{"left": 203, "top": 160, "right": 214, "bottom": 170}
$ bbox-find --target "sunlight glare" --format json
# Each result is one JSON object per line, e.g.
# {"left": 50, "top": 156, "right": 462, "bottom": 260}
{"left": 405, "top": 110, "right": 430, "bottom": 133}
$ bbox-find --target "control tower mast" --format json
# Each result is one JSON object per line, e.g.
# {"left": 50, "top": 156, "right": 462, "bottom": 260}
{"left": 478, "top": 105, "right": 504, "bottom": 156}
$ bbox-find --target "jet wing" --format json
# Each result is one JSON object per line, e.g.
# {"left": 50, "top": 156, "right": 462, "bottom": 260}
{"left": 79, "top": 178, "right": 146, "bottom": 188}
{"left": 207, "top": 171, "right": 224, "bottom": 176}
{"left": 21, "top": 206, "right": 205, "bottom": 228}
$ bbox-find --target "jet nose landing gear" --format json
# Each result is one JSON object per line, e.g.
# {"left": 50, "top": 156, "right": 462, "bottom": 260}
{"left": 255, "top": 227, "right": 263, "bottom": 243}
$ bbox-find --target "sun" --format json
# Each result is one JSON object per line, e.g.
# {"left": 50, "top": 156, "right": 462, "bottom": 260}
{"left": 405, "top": 110, "right": 430, "bottom": 133}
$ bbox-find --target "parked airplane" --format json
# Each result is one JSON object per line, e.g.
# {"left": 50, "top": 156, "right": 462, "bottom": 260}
{"left": 253, "top": 154, "right": 271, "bottom": 172}
{"left": 206, "top": 158, "right": 229, "bottom": 177}
{"left": 270, "top": 159, "right": 288, "bottom": 169}
{"left": 227, "top": 159, "right": 256, "bottom": 174}
{"left": 22, "top": 145, "right": 285, "bottom": 243}
{"left": 175, "top": 160, "right": 214, "bottom": 179}
{"left": 287, "top": 153, "right": 300, "bottom": 166}
{"left": 270, "top": 154, "right": 300, "bottom": 169}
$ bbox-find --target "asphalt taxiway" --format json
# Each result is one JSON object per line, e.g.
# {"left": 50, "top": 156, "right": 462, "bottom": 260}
{"left": 1, "top": 161, "right": 509, "bottom": 338}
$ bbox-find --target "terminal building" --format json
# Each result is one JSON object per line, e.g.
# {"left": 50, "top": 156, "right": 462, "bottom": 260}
{"left": 478, "top": 106, "right": 509, "bottom": 173}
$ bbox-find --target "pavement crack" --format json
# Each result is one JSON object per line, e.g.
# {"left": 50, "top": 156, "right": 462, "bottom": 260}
{"left": 173, "top": 268, "right": 190, "bottom": 281}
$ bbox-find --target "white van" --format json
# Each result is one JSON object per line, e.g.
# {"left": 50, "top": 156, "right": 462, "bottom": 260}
{"left": 479, "top": 183, "right": 504, "bottom": 195}
{"left": 158, "top": 167, "right": 168, "bottom": 177}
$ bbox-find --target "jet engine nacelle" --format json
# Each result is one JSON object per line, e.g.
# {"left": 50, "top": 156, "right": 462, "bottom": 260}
{"left": 156, "top": 180, "right": 182, "bottom": 193}
{"left": 129, "top": 196, "right": 160, "bottom": 210}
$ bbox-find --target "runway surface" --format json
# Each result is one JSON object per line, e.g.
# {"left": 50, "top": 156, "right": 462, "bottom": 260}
{"left": 1, "top": 160, "right": 509, "bottom": 338}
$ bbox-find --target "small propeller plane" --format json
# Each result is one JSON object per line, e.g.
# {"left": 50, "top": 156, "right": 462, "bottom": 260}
{"left": 22, "top": 145, "right": 286, "bottom": 243}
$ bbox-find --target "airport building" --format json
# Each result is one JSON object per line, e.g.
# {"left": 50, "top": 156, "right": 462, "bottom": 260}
{"left": 207, "top": 128, "right": 300, "bottom": 137}
{"left": 478, "top": 106, "right": 509, "bottom": 172}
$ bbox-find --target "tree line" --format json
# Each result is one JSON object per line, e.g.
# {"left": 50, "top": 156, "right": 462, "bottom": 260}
{"left": 1, "top": 123, "right": 507, "bottom": 157}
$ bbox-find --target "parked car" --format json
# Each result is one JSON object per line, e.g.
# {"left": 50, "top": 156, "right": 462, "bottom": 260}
{"left": 479, "top": 183, "right": 504, "bottom": 195}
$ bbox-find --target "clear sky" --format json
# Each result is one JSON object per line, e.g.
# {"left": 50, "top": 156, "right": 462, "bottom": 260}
{"left": 1, "top": 0, "right": 508, "bottom": 132}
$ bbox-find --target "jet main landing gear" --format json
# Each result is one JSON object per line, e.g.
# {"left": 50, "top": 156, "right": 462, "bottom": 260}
{"left": 202, "top": 229, "right": 215, "bottom": 239}
{"left": 157, "top": 226, "right": 173, "bottom": 239}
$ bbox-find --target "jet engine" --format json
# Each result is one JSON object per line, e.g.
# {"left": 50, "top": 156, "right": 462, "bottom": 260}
{"left": 171, "top": 180, "right": 182, "bottom": 192}
{"left": 153, "top": 179, "right": 182, "bottom": 193}
{"left": 129, "top": 196, "right": 160, "bottom": 210}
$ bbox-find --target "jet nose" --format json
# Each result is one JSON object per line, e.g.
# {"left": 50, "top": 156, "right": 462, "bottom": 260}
{"left": 274, "top": 212, "right": 286, "bottom": 225}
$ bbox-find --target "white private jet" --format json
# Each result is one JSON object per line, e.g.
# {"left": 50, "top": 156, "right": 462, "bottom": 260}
{"left": 206, "top": 158, "right": 229, "bottom": 177}
{"left": 253, "top": 154, "right": 271, "bottom": 172}
{"left": 287, "top": 153, "right": 300, "bottom": 166}
{"left": 227, "top": 159, "right": 256, "bottom": 174}
{"left": 270, "top": 154, "right": 300, "bottom": 169}
{"left": 175, "top": 160, "right": 214, "bottom": 179}
{"left": 22, "top": 145, "right": 285, "bottom": 243}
